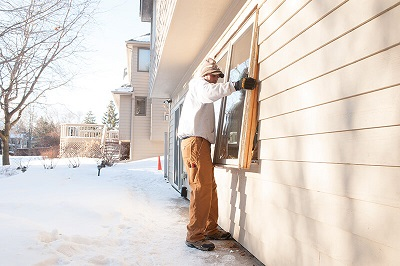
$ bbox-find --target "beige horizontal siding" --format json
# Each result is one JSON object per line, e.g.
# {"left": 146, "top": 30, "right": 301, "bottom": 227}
{"left": 259, "top": 6, "right": 400, "bottom": 99}
{"left": 132, "top": 123, "right": 164, "bottom": 160}
{"left": 260, "top": 23, "right": 400, "bottom": 99}
{"left": 258, "top": 0, "right": 398, "bottom": 63}
{"left": 259, "top": 126, "right": 400, "bottom": 166}
{"left": 118, "top": 95, "right": 132, "bottom": 140}
{"left": 127, "top": 45, "right": 164, "bottom": 161}
{"left": 258, "top": 0, "right": 285, "bottom": 25}
{"left": 260, "top": 160, "right": 400, "bottom": 208}
{"left": 255, "top": 199, "right": 400, "bottom": 265}
{"left": 258, "top": 0, "right": 311, "bottom": 44}
{"left": 130, "top": 49, "right": 150, "bottom": 96}
{"left": 150, "top": 98, "right": 169, "bottom": 141}
{"left": 243, "top": 175, "right": 400, "bottom": 250}
{"left": 221, "top": 0, "right": 400, "bottom": 265}
{"left": 258, "top": 0, "right": 345, "bottom": 48}
{"left": 259, "top": 85, "right": 400, "bottom": 139}
{"left": 217, "top": 164, "right": 400, "bottom": 265}
{"left": 258, "top": 44, "right": 400, "bottom": 119}
{"left": 131, "top": 99, "right": 164, "bottom": 160}
{"left": 156, "top": 0, "right": 400, "bottom": 265}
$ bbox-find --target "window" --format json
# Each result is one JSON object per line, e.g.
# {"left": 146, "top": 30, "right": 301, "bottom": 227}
{"left": 135, "top": 97, "right": 147, "bottom": 116}
{"left": 213, "top": 12, "right": 259, "bottom": 168}
{"left": 138, "top": 48, "right": 150, "bottom": 72}
{"left": 213, "top": 53, "right": 227, "bottom": 133}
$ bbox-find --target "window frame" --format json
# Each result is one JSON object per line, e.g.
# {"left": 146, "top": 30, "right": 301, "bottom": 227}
{"left": 137, "top": 47, "right": 150, "bottom": 72}
{"left": 213, "top": 10, "right": 259, "bottom": 169}
{"left": 135, "top": 96, "right": 147, "bottom": 116}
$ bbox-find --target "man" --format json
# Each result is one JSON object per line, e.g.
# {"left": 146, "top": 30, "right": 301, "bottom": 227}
{"left": 178, "top": 58, "right": 256, "bottom": 251}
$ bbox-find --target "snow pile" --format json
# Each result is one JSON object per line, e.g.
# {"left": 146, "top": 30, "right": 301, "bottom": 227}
{"left": 0, "top": 157, "right": 261, "bottom": 266}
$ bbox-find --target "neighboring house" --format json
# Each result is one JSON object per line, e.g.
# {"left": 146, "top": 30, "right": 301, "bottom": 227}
{"left": 0, "top": 122, "right": 30, "bottom": 154}
{"left": 112, "top": 34, "right": 169, "bottom": 161}
{"left": 7, "top": 133, "right": 29, "bottom": 154}
{"left": 59, "top": 123, "right": 119, "bottom": 157}
{"left": 9, "top": 133, "right": 28, "bottom": 148}
{"left": 140, "top": 0, "right": 400, "bottom": 265}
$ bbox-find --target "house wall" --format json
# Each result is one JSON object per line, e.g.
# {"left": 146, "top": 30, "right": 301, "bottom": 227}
{"left": 118, "top": 95, "right": 132, "bottom": 141}
{"left": 214, "top": 0, "right": 400, "bottom": 265}
{"left": 129, "top": 43, "right": 166, "bottom": 160}
{"left": 129, "top": 46, "right": 150, "bottom": 96}
{"left": 150, "top": 98, "right": 169, "bottom": 141}
{"left": 131, "top": 99, "right": 164, "bottom": 160}
{"left": 148, "top": 0, "right": 176, "bottom": 97}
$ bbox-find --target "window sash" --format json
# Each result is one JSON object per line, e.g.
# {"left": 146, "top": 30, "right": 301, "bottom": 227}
{"left": 213, "top": 10, "right": 259, "bottom": 169}
{"left": 137, "top": 48, "right": 150, "bottom": 72}
{"left": 135, "top": 97, "right": 147, "bottom": 116}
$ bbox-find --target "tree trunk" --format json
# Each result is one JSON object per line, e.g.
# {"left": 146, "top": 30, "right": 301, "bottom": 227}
{"left": 1, "top": 118, "right": 11, "bottom": 165}
{"left": 1, "top": 135, "right": 10, "bottom": 165}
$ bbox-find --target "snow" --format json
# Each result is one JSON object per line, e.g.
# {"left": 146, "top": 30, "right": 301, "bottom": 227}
{"left": 112, "top": 85, "right": 133, "bottom": 93}
{"left": 0, "top": 157, "right": 262, "bottom": 266}
{"left": 128, "top": 33, "right": 151, "bottom": 43}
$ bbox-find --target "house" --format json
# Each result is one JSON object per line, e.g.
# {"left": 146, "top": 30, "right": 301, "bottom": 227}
{"left": 59, "top": 123, "right": 119, "bottom": 158}
{"left": 112, "top": 33, "right": 169, "bottom": 161}
{"left": 140, "top": 0, "right": 400, "bottom": 265}
{"left": 0, "top": 121, "right": 30, "bottom": 155}
{"left": 9, "top": 133, "right": 29, "bottom": 154}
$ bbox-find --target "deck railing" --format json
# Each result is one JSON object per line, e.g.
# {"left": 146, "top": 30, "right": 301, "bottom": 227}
{"left": 59, "top": 124, "right": 119, "bottom": 158}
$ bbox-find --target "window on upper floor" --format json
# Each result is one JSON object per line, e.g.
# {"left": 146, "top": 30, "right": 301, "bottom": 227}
{"left": 138, "top": 48, "right": 150, "bottom": 72}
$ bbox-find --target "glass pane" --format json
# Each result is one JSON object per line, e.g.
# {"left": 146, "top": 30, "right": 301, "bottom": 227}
{"left": 135, "top": 97, "right": 147, "bottom": 116}
{"left": 219, "top": 88, "right": 246, "bottom": 159}
{"left": 138, "top": 48, "right": 150, "bottom": 72}
{"left": 213, "top": 54, "right": 227, "bottom": 134}
{"left": 216, "top": 26, "right": 252, "bottom": 160}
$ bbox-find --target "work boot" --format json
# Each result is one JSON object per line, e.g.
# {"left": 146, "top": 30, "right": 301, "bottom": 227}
{"left": 205, "top": 228, "right": 232, "bottom": 240}
{"left": 185, "top": 239, "right": 215, "bottom": 251}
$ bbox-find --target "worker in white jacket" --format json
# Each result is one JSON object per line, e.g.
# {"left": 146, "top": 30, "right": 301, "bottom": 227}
{"left": 178, "top": 58, "right": 256, "bottom": 251}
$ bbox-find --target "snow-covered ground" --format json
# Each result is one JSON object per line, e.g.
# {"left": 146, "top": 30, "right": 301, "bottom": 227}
{"left": 0, "top": 156, "right": 262, "bottom": 266}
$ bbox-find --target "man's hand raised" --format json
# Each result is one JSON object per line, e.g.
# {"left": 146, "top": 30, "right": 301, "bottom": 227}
{"left": 234, "top": 77, "right": 257, "bottom": 91}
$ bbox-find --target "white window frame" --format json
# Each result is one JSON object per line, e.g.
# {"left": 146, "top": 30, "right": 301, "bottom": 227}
{"left": 135, "top": 96, "right": 147, "bottom": 116}
{"left": 137, "top": 47, "right": 150, "bottom": 72}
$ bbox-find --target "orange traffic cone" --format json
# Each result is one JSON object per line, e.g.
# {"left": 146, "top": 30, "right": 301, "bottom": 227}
{"left": 157, "top": 156, "right": 162, "bottom": 170}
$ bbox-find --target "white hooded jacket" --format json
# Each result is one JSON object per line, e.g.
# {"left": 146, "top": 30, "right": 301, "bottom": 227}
{"left": 177, "top": 77, "right": 236, "bottom": 144}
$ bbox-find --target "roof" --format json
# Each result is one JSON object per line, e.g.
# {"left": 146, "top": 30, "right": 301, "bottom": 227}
{"left": 148, "top": 0, "right": 247, "bottom": 98}
{"left": 111, "top": 85, "right": 133, "bottom": 94}
{"left": 127, "top": 33, "right": 150, "bottom": 43}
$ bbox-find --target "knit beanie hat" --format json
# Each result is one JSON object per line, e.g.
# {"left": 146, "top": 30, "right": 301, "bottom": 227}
{"left": 200, "top": 58, "right": 224, "bottom": 78}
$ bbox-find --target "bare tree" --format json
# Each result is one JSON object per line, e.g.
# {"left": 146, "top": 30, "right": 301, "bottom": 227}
{"left": 0, "top": 0, "right": 98, "bottom": 165}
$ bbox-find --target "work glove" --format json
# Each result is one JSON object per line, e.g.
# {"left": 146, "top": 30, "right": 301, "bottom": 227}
{"left": 234, "top": 77, "right": 257, "bottom": 91}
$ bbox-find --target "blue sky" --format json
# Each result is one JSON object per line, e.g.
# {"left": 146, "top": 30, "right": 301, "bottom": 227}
{"left": 46, "top": 0, "right": 150, "bottom": 123}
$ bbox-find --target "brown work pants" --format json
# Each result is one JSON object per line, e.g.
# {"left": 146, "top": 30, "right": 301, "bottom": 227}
{"left": 181, "top": 137, "right": 219, "bottom": 242}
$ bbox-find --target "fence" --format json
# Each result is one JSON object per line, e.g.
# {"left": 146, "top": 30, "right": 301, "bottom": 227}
{"left": 60, "top": 124, "right": 119, "bottom": 159}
